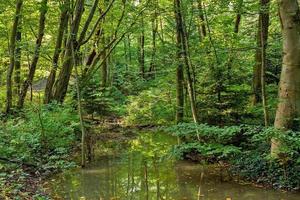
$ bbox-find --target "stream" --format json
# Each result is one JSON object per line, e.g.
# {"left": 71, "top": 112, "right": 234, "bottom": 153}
{"left": 49, "top": 131, "right": 300, "bottom": 200}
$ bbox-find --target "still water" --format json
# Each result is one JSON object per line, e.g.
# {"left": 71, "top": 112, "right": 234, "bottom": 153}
{"left": 50, "top": 132, "right": 300, "bottom": 200}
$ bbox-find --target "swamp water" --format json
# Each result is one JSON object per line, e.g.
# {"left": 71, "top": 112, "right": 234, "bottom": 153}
{"left": 50, "top": 131, "right": 300, "bottom": 200}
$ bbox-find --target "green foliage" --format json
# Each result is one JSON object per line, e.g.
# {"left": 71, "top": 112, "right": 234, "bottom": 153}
{"left": 231, "top": 152, "right": 300, "bottom": 190}
{"left": 171, "top": 142, "right": 241, "bottom": 162}
{"left": 165, "top": 123, "right": 300, "bottom": 190}
{"left": 166, "top": 123, "right": 245, "bottom": 144}
{"left": 125, "top": 86, "right": 176, "bottom": 126}
{"left": 0, "top": 103, "right": 79, "bottom": 167}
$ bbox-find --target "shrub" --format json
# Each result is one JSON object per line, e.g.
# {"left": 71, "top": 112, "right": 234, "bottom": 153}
{"left": 0, "top": 103, "right": 79, "bottom": 168}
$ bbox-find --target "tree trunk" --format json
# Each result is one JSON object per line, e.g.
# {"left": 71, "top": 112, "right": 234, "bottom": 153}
{"left": 44, "top": 0, "right": 69, "bottom": 104}
{"left": 14, "top": 27, "right": 22, "bottom": 96}
{"left": 176, "top": 53, "right": 184, "bottom": 123}
{"left": 174, "top": 0, "right": 198, "bottom": 123}
{"left": 149, "top": 0, "right": 158, "bottom": 77}
{"left": 260, "top": 0, "right": 270, "bottom": 126}
{"left": 52, "top": 0, "right": 85, "bottom": 103}
{"left": 252, "top": 0, "right": 270, "bottom": 105}
{"left": 138, "top": 4, "right": 145, "bottom": 79}
{"left": 196, "top": 0, "right": 206, "bottom": 40}
{"left": 5, "top": 0, "right": 23, "bottom": 114}
{"left": 272, "top": 0, "right": 300, "bottom": 156}
{"left": 18, "top": 0, "right": 48, "bottom": 108}
{"left": 101, "top": 30, "right": 108, "bottom": 88}
{"left": 234, "top": 0, "right": 243, "bottom": 34}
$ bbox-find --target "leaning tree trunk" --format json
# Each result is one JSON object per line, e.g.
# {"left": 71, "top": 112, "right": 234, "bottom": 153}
{"left": 52, "top": 0, "right": 85, "bottom": 103}
{"left": 272, "top": 0, "right": 300, "bottom": 156}
{"left": 44, "top": 0, "right": 69, "bottom": 104}
{"left": 5, "top": 0, "right": 23, "bottom": 114}
{"left": 18, "top": 0, "right": 48, "bottom": 108}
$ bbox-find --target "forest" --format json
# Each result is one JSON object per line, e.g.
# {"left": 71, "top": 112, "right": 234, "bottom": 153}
{"left": 0, "top": 0, "right": 300, "bottom": 199}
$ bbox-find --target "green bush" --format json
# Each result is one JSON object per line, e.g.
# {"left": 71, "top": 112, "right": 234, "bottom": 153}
{"left": 165, "top": 123, "right": 300, "bottom": 190}
{"left": 0, "top": 103, "right": 79, "bottom": 168}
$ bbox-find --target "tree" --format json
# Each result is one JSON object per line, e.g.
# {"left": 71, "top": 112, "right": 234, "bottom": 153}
{"left": 272, "top": 0, "right": 300, "bottom": 156}
{"left": 252, "top": 0, "right": 270, "bottom": 105}
{"left": 259, "top": 0, "right": 270, "bottom": 126}
{"left": 44, "top": 0, "right": 69, "bottom": 104}
{"left": 174, "top": 0, "right": 198, "bottom": 123}
{"left": 5, "top": 0, "right": 23, "bottom": 114}
{"left": 18, "top": 0, "right": 48, "bottom": 108}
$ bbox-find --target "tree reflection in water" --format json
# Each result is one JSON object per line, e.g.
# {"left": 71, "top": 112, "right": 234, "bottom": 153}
{"left": 50, "top": 132, "right": 300, "bottom": 200}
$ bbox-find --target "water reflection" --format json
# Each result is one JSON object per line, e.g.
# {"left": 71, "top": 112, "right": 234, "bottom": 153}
{"left": 50, "top": 132, "right": 300, "bottom": 200}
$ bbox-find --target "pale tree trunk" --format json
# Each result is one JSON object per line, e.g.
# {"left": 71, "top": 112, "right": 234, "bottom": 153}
{"left": 272, "top": 0, "right": 300, "bottom": 156}
{"left": 44, "top": 0, "right": 69, "bottom": 104}
{"left": 6, "top": 0, "right": 23, "bottom": 114}
{"left": 18, "top": 0, "right": 48, "bottom": 108}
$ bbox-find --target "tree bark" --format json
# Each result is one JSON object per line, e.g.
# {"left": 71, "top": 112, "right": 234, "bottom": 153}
{"left": 252, "top": 0, "right": 270, "bottom": 105}
{"left": 52, "top": 0, "right": 85, "bottom": 103}
{"left": 14, "top": 26, "right": 22, "bottom": 96}
{"left": 174, "top": 0, "right": 198, "bottom": 123}
{"left": 260, "top": 0, "right": 270, "bottom": 126}
{"left": 44, "top": 0, "right": 69, "bottom": 104}
{"left": 5, "top": 0, "right": 23, "bottom": 114}
{"left": 272, "top": 0, "right": 300, "bottom": 156}
{"left": 18, "top": 0, "right": 48, "bottom": 108}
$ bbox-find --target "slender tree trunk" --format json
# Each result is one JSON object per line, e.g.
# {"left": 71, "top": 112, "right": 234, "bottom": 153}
{"left": 174, "top": 0, "right": 198, "bottom": 123}
{"left": 5, "top": 0, "right": 23, "bottom": 114}
{"left": 196, "top": 0, "right": 206, "bottom": 40}
{"left": 260, "top": 0, "right": 270, "bottom": 126}
{"left": 175, "top": 1, "right": 184, "bottom": 123}
{"left": 71, "top": 41, "right": 86, "bottom": 168}
{"left": 14, "top": 28, "right": 22, "bottom": 96}
{"left": 138, "top": 3, "right": 145, "bottom": 79}
{"left": 18, "top": 0, "right": 48, "bottom": 108}
{"left": 101, "top": 30, "right": 108, "bottom": 88}
{"left": 176, "top": 53, "right": 184, "bottom": 123}
{"left": 149, "top": 0, "right": 158, "bottom": 77}
{"left": 44, "top": 0, "right": 69, "bottom": 104}
{"left": 272, "top": 0, "right": 300, "bottom": 156}
{"left": 252, "top": 0, "right": 270, "bottom": 105}
{"left": 234, "top": 0, "right": 243, "bottom": 34}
